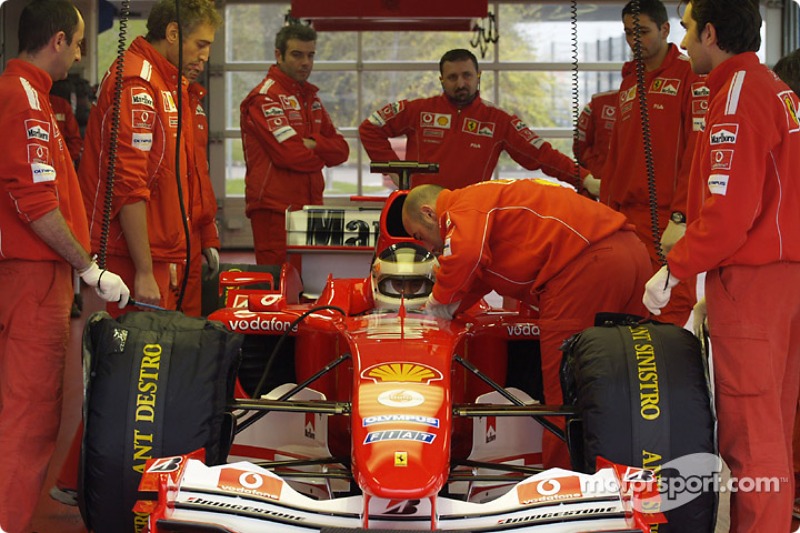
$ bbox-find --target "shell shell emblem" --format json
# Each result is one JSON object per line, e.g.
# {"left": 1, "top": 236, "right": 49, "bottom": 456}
{"left": 362, "top": 362, "right": 443, "bottom": 384}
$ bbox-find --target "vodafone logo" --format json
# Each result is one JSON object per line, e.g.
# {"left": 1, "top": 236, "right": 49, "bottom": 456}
{"left": 518, "top": 476, "right": 583, "bottom": 505}
{"left": 710, "top": 149, "right": 734, "bottom": 171}
{"left": 218, "top": 468, "right": 283, "bottom": 501}
{"left": 377, "top": 389, "right": 425, "bottom": 408}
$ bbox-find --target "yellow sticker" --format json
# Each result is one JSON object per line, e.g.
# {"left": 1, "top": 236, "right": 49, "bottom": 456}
{"left": 395, "top": 452, "right": 408, "bottom": 467}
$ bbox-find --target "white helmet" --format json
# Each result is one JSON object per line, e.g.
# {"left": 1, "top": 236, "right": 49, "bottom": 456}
{"left": 371, "top": 243, "right": 437, "bottom": 310}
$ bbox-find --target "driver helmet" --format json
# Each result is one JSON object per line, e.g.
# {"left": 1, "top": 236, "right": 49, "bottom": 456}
{"left": 371, "top": 243, "right": 437, "bottom": 310}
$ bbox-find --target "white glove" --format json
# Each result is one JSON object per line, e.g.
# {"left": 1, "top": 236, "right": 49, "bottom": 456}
{"left": 692, "top": 297, "right": 708, "bottom": 339}
{"left": 424, "top": 294, "right": 461, "bottom": 320}
{"left": 643, "top": 265, "right": 680, "bottom": 316}
{"left": 203, "top": 247, "right": 220, "bottom": 279}
{"left": 660, "top": 220, "right": 686, "bottom": 254}
{"left": 582, "top": 174, "right": 601, "bottom": 198}
{"left": 79, "top": 262, "right": 130, "bottom": 308}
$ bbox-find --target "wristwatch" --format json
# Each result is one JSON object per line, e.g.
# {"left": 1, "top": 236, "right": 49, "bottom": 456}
{"left": 670, "top": 211, "right": 686, "bottom": 224}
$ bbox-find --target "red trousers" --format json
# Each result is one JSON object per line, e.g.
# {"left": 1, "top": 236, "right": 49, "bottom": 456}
{"left": 707, "top": 263, "right": 800, "bottom": 533}
{"left": 621, "top": 204, "right": 696, "bottom": 327}
{"left": 0, "top": 260, "right": 72, "bottom": 533}
{"left": 537, "top": 230, "right": 651, "bottom": 468}
{"left": 170, "top": 228, "right": 203, "bottom": 317}
{"left": 250, "top": 209, "right": 287, "bottom": 266}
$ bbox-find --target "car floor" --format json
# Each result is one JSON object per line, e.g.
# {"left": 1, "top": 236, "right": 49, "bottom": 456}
{"left": 27, "top": 251, "right": 761, "bottom": 533}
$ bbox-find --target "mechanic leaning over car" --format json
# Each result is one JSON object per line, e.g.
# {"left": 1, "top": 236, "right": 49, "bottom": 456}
{"left": 643, "top": 1, "right": 800, "bottom": 531}
{"left": 241, "top": 24, "right": 350, "bottom": 266}
{"left": 359, "top": 48, "right": 598, "bottom": 194}
{"left": 78, "top": 0, "right": 222, "bottom": 319}
{"left": 601, "top": 0, "right": 708, "bottom": 328}
{"left": 402, "top": 179, "right": 651, "bottom": 470}
{"left": 0, "top": 1, "right": 129, "bottom": 530}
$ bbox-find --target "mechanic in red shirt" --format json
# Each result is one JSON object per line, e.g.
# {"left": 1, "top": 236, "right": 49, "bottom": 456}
{"left": 601, "top": 0, "right": 708, "bottom": 326}
{"left": 573, "top": 89, "right": 618, "bottom": 185}
{"left": 0, "top": 2, "right": 127, "bottom": 530}
{"left": 360, "top": 49, "right": 598, "bottom": 195}
{"left": 241, "top": 24, "right": 350, "bottom": 265}
{"left": 49, "top": 93, "right": 83, "bottom": 164}
{"left": 644, "top": 2, "right": 800, "bottom": 531}
{"left": 773, "top": 46, "right": 800, "bottom": 523}
{"left": 79, "top": 0, "right": 221, "bottom": 318}
{"left": 403, "top": 179, "right": 650, "bottom": 469}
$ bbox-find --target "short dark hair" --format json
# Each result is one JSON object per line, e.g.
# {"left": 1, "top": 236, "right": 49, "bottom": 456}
{"left": 275, "top": 24, "right": 317, "bottom": 58}
{"left": 774, "top": 49, "right": 800, "bottom": 97}
{"left": 18, "top": 0, "right": 81, "bottom": 54}
{"left": 622, "top": 0, "right": 668, "bottom": 28}
{"left": 681, "top": 0, "right": 760, "bottom": 54}
{"left": 439, "top": 49, "right": 479, "bottom": 75}
{"left": 145, "top": 0, "right": 222, "bottom": 43}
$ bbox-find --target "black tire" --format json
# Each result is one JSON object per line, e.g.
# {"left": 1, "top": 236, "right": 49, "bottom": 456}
{"left": 562, "top": 320, "right": 717, "bottom": 533}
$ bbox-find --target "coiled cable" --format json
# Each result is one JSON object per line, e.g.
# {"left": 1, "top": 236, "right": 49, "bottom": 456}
{"left": 97, "top": 0, "right": 130, "bottom": 269}
{"left": 570, "top": 0, "right": 581, "bottom": 185}
{"left": 630, "top": 0, "right": 665, "bottom": 264}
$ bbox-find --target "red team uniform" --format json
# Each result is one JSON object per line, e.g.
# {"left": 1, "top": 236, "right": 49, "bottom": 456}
{"left": 602, "top": 44, "right": 708, "bottom": 325}
{"left": 668, "top": 52, "right": 800, "bottom": 533}
{"left": 430, "top": 179, "right": 650, "bottom": 468}
{"left": 79, "top": 36, "right": 196, "bottom": 316}
{"left": 241, "top": 64, "right": 349, "bottom": 265}
{"left": 359, "top": 93, "right": 588, "bottom": 190}
{"left": 574, "top": 89, "right": 618, "bottom": 179}
{"left": 0, "top": 60, "right": 91, "bottom": 530}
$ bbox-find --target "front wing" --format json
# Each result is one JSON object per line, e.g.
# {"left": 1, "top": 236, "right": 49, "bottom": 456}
{"left": 140, "top": 458, "right": 656, "bottom": 532}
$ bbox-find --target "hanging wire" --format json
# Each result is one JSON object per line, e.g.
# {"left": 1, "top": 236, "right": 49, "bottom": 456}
{"left": 97, "top": 0, "right": 131, "bottom": 270}
{"left": 570, "top": 0, "right": 581, "bottom": 186}
{"left": 470, "top": 12, "right": 499, "bottom": 59}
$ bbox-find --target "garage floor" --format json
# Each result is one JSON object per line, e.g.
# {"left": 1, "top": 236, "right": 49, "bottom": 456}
{"left": 25, "top": 251, "right": 779, "bottom": 533}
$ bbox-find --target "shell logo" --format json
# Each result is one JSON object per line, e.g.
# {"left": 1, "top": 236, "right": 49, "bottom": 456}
{"left": 361, "top": 362, "right": 443, "bottom": 384}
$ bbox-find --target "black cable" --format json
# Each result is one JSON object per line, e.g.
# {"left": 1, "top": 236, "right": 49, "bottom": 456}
{"left": 570, "top": 0, "right": 581, "bottom": 187}
{"left": 251, "top": 305, "right": 347, "bottom": 400}
{"left": 173, "top": 0, "right": 191, "bottom": 312}
{"left": 630, "top": 0, "right": 665, "bottom": 265}
{"left": 97, "top": 0, "right": 131, "bottom": 270}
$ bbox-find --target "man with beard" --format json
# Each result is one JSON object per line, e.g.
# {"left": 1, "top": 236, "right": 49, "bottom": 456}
{"left": 359, "top": 48, "right": 596, "bottom": 194}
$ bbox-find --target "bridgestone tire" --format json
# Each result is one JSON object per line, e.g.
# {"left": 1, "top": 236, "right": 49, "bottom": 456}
{"left": 79, "top": 311, "right": 243, "bottom": 533}
{"left": 562, "top": 320, "right": 716, "bottom": 533}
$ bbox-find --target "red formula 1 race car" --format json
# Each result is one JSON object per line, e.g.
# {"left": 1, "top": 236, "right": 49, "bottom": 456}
{"left": 80, "top": 188, "right": 716, "bottom": 533}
